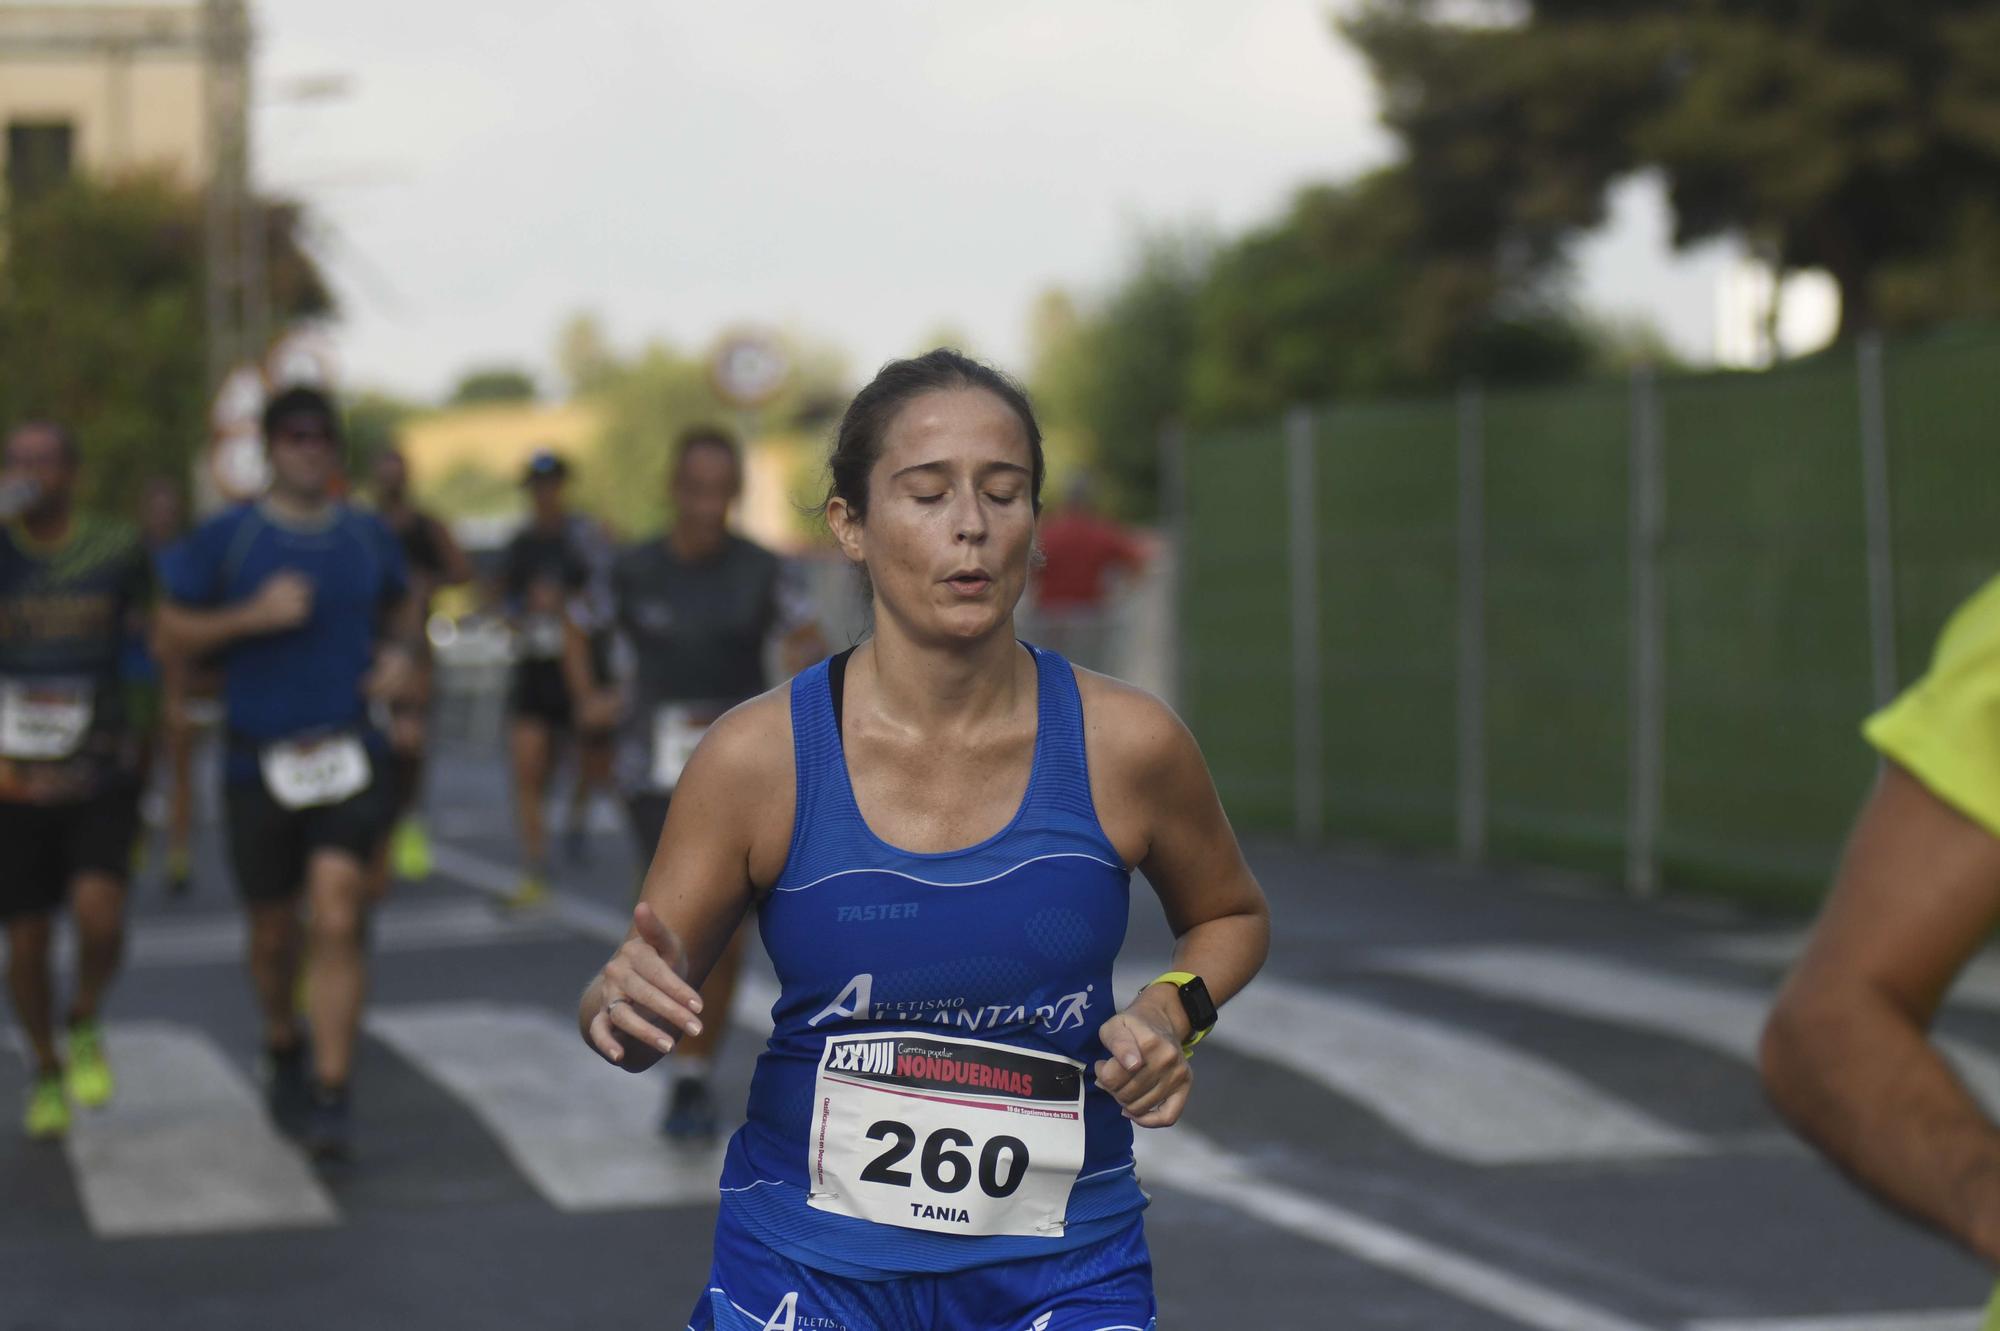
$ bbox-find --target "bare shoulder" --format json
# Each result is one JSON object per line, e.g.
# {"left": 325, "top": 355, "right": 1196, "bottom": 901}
{"left": 698, "top": 683, "right": 795, "bottom": 778}
{"left": 1072, "top": 665, "right": 1198, "bottom": 779}
{"left": 1072, "top": 665, "right": 1205, "bottom": 865}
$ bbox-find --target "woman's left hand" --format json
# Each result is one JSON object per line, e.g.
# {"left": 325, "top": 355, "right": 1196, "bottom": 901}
{"left": 1093, "top": 1000, "right": 1192, "bottom": 1128}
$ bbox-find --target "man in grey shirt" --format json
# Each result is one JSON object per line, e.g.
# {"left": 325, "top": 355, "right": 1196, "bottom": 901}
{"left": 566, "top": 425, "right": 825, "bottom": 1139}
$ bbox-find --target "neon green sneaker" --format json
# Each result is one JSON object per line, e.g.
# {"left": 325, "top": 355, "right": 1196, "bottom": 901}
{"left": 24, "top": 1074, "right": 68, "bottom": 1139}
{"left": 499, "top": 872, "right": 548, "bottom": 912}
{"left": 391, "top": 817, "right": 434, "bottom": 882}
{"left": 65, "top": 1019, "right": 115, "bottom": 1109}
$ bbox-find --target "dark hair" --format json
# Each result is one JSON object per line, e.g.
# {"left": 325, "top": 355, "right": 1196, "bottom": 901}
{"left": 261, "top": 384, "right": 340, "bottom": 444}
{"left": 673, "top": 424, "right": 742, "bottom": 479}
{"left": 818, "top": 348, "right": 1044, "bottom": 522}
{"left": 10, "top": 420, "right": 80, "bottom": 466}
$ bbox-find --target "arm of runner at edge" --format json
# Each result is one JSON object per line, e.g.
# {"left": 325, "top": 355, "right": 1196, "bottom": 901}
{"left": 1761, "top": 761, "right": 2000, "bottom": 1264}
{"left": 578, "top": 689, "right": 789, "bottom": 1072}
{"left": 560, "top": 612, "right": 620, "bottom": 732}
{"left": 1077, "top": 668, "right": 1272, "bottom": 1129}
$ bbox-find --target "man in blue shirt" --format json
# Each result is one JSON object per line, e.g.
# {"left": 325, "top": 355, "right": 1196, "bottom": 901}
{"left": 157, "top": 385, "right": 413, "bottom": 1161}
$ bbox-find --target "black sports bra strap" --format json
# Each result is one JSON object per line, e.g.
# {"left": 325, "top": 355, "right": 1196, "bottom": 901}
{"left": 827, "top": 646, "right": 858, "bottom": 740}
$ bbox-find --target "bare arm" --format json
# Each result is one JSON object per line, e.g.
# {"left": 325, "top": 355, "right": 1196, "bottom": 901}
{"left": 1761, "top": 761, "right": 2000, "bottom": 1262}
{"left": 154, "top": 572, "right": 312, "bottom": 660}
{"left": 1084, "top": 674, "right": 1272, "bottom": 1127}
{"left": 578, "top": 692, "right": 791, "bottom": 1072}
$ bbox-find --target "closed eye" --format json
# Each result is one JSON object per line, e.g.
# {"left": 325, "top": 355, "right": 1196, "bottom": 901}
{"left": 985, "top": 493, "right": 1019, "bottom": 506}
{"left": 913, "top": 493, "right": 946, "bottom": 505}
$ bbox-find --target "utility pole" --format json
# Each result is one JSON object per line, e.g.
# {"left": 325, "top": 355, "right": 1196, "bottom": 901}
{"left": 202, "top": 0, "right": 254, "bottom": 394}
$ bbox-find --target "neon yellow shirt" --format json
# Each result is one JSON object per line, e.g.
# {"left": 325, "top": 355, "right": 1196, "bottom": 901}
{"left": 1864, "top": 573, "right": 2000, "bottom": 839}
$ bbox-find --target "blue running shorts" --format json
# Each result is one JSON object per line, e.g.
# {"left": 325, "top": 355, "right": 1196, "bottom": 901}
{"left": 684, "top": 1202, "right": 1157, "bottom": 1331}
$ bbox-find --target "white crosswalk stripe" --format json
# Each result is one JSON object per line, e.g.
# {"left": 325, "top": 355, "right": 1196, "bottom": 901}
{"left": 1112, "top": 965, "right": 1701, "bottom": 1165}
{"left": 58, "top": 900, "right": 568, "bottom": 972}
{"left": 366, "top": 1002, "right": 727, "bottom": 1212}
{"left": 1698, "top": 931, "right": 2000, "bottom": 1013}
{"left": 1374, "top": 944, "right": 2000, "bottom": 1111}
{"left": 61, "top": 1022, "right": 338, "bottom": 1238}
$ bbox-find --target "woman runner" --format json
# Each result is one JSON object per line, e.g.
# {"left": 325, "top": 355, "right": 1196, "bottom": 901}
{"left": 579, "top": 349, "right": 1270, "bottom": 1331}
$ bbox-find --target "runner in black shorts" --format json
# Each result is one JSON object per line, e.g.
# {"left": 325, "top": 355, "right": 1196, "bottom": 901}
{"left": 366, "top": 447, "right": 471, "bottom": 893}
{"left": 498, "top": 451, "right": 615, "bottom": 907}
{"left": 157, "top": 386, "right": 416, "bottom": 1161}
{"left": 565, "top": 425, "right": 826, "bottom": 1138}
{"left": 0, "top": 421, "right": 152, "bottom": 1139}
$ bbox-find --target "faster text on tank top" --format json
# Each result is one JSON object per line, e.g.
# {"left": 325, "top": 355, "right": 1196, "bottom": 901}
{"left": 717, "top": 643, "right": 1149, "bottom": 1278}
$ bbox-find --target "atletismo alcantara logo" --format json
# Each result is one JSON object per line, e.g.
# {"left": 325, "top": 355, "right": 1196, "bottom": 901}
{"left": 809, "top": 973, "right": 1094, "bottom": 1035}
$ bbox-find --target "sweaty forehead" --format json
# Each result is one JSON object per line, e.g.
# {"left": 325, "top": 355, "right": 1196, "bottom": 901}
{"left": 877, "top": 388, "right": 1029, "bottom": 469}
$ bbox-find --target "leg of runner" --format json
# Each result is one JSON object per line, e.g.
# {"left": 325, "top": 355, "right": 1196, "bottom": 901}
{"left": 5, "top": 911, "right": 67, "bottom": 1139}
{"left": 565, "top": 731, "right": 614, "bottom": 864}
{"left": 301, "top": 846, "right": 369, "bottom": 1160}
{"left": 245, "top": 897, "right": 310, "bottom": 1123}
{"left": 504, "top": 715, "right": 554, "bottom": 908}
{"left": 63, "top": 869, "right": 126, "bottom": 1108}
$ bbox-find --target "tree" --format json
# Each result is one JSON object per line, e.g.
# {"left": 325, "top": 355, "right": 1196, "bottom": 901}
{"left": 0, "top": 174, "right": 328, "bottom": 516}
{"left": 447, "top": 365, "right": 537, "bottom": 406}
{"left": 1342, "top": 1, "right": 2000, "bottom": 337}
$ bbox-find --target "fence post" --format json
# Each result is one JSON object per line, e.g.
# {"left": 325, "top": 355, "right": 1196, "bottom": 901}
{"left": 1285, "top": 406, "right": 1324, "bottom": 844}
{"left": 1627, "top": 366, "right": 1665, "bottom": 898}
{"left": 1456, "top": 381, "right": 1487, "bottom": 864}
{"left": 1857, "top": 332, "right": 1898, "bottom": 708}
{"left": 1157, "top": 419, "right": 1186, "bottom": 711}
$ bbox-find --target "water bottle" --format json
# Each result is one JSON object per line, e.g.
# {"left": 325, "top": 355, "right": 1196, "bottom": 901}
{"left": 0, "top": 477, "right": 41, "bottom": 520}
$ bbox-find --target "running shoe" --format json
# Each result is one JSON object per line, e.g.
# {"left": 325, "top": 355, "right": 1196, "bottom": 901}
{"left": 24, "top": 1074, "right": 68, "bottom": 1140}
{"left": 262, "top": 1038, "right": 313, "bottom": 1130}
{"left": 304, "top": 1084, "right": 352, "bottom": 1163}
{"left": 64, "top": 1019, "right": 114, "bottom": 1109}
{"left": 660, "top": 1077, "right": 719, "bottom": 1143}
{"left": 390, "top": 817, "right": 433, "bottom": 882}
{"left": 500, "top": 872, "right": 549, "bottom": 912}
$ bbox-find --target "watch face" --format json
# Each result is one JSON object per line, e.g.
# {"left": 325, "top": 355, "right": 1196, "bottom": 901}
{"left": 1179, "top": 976, "right": 1219, "bottom": 1032}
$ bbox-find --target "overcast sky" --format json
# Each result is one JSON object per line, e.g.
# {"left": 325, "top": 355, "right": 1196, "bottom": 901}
{"left": 256, "top": 1, "right": 1742, "bottom": 400}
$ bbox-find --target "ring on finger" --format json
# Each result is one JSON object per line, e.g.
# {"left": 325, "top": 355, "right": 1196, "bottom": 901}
{"left": 606, "top": 997, "right": 629, "bottom": 1015}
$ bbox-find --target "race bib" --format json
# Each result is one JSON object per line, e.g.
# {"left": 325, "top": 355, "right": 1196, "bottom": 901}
{"left": 260, "top": 733, "right": 371, "bottom": 810}
{"left": 807, "top": 1032, "right": 1086, "bottom": 1239}
{"left": 0, "top": 679, "right": 94, "bottom": 760}
{"left": 520, "top": 615, "right": 565, "bottom": 660}
{"left": 649, "top": 705, "right": 711, "bottom": 791}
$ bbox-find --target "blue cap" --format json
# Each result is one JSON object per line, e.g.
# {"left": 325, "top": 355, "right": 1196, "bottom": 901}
{"left": 522, "top": 449, "right": 569, "bottom": 483}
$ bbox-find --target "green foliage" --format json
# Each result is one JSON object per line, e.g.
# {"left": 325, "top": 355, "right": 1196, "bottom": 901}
{"left": 0, "top": 175, "right": 325, "bottom": 518}
{"left": 342, "top": 389, "right": 423, "bottom": 473}
{"left": 1342, "top": 0, "right": 2000, "bottom": 336}
{"left": 425, "top": 458, "right": 519, "bottom": 517}
{"left": 447, "top": 365, "right": 538, "bottom": 406}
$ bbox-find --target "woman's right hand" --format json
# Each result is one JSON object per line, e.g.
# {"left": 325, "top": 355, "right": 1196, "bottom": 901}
{"left": 585, "top": 902, "right": 707, "bottom": 1069}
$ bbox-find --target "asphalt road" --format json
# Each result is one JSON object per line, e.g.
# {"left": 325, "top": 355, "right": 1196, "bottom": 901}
{"left": 3, "top": 743, "right": 1994, "bottom": 1330}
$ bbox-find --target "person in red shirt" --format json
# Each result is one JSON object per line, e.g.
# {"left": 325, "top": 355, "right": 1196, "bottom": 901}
{"left": 1029, "top": 472, "right": 1146, "bottom": 673}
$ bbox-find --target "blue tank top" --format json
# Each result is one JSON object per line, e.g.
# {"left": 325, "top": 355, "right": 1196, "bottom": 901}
{"left": 718, "top": 643, "right": 1149, "bottom": 1278}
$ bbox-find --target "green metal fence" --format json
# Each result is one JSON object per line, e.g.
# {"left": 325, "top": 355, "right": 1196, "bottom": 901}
{"left": 1174, "top": 324, "right": 2000, "bottom": 905}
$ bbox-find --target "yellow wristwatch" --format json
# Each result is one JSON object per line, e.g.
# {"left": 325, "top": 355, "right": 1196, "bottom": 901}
{"left": 1140, "top": 971, "right": 1218, "bottom": 1057}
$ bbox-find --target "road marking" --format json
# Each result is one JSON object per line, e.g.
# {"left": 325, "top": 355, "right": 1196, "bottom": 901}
{"left": 426, "top": 841, "right": 636, "bottom": 943}
{"left": 1376, "top": 946, "right": 2000, "bottom": 1110}
{"left": 1701, "top": 932, "right": 2000, "bottom": 1013}
{"left": 366, "top": 1002, "right": 726, "bottom": 1211}
{"left": 1686, "top": 1312, "right": 1981, "bottom": 1331}
{"left": 1133, "top": 1127, "right": 1653, "bottom": 1331}
{"left": 59, "top": 1022, "right": 337, "bottom": 1238}
{"left": 68, "top": 900, "right": 567, "bottom": 971}
{"left": 1110, "top": 966, "right": 1699, "bottom": 1164}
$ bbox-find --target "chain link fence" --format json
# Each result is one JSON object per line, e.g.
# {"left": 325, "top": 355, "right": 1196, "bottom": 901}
{"left": 1171, "top": 323, "right": 2000, "bottom": 905}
